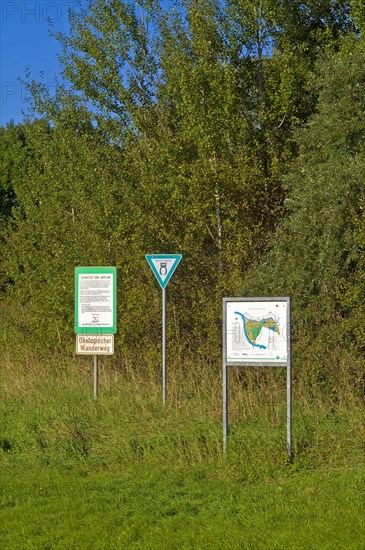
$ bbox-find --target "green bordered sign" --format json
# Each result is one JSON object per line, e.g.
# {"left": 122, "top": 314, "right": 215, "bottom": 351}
{"left": 75, "top": 267, "right": 117, "bottom": 335}
{"left": 145, "top": 254, "right": 182, "bottom": 289}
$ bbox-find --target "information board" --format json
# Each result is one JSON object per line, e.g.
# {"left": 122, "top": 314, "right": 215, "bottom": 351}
{"left": 222, "top": 297, "right": 292, "bottom": 459}
{"left": 223, "top": 297, "right": 290, "bottom": 366}
{"left": 75, "top": 267, "right": 117, "bottom": 334}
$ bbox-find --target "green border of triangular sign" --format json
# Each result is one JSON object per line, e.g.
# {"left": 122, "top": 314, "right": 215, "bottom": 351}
{"left": 145, "top": 254, "right": 182, "bottom": 289}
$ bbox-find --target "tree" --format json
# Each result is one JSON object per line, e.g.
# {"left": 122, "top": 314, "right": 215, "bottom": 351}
{"left": 0, "top": 123, "right": 29, "bottom": 296}
{"left": 1, "top": 110, "right": 125, "bottom": 348}
{"left": 6, "top": 0, "right": 360, "bottom": 358}
{"left": 55, "top": 0, "right": 159, "bottom": 138}
{"left": 242, "top": 35, "right": 365, "bottom": 388}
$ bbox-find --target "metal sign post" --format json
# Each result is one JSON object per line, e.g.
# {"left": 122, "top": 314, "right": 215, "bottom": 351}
{"left": 162, "top": 287, "right": 167, "bottom": 405}
{"left": 222, "top": 297, "right": 292, "bottom": 460}
{"left": 287, "top": 337, "right": 292, "bottom": 461}
{"left": 223, "top": 363, "right": 228, "bottom": 454}
{"left": 75, "top": 267, "right": 117, "bottom": 399}
{"left": 94, "top": 355, "right": 98, "bottom": 400}
{"left": 146, "top": 254, "right": 182, "bottom": 405}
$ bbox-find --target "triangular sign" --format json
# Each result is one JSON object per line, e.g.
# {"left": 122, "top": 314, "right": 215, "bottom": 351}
{"left": 146, "top": 254, "right": 182, "bottom": 289}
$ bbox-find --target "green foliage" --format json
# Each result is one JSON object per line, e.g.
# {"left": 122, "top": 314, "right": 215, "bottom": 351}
{"left": 243, "top": 37, "right": 365, "bottom": 335}
{"left": 241, "top": 36, "right": 365, "bottom": 395}
{"left": 1, "top": 8, "right": 364, "bottom": 547}
{"left": 0, "top": 114, "right": 125, "bottom": 348}
{"left": 0, "top": 125, "right": 21, "bottom": 294}
{"left": 1, "top": 2, "right": 363, "bottom": 380}
{"left": 0, "top": 124, "right": 25, "bottom": 226}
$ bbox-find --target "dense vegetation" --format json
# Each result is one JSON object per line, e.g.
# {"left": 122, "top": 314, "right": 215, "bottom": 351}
{"left": 1, "top": 2, "right": 364, "bottom": 547}
{"left": 1, "top": 1, "right": 364, "bottom": 389}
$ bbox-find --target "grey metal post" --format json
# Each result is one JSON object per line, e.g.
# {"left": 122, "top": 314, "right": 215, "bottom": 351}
{"left": 94, "top": 354, "right": 98, "bottom": 400}
{"left": 162, "top": 287, "right": 166, "bottom": 405}
{"left": 287, "top": 309, "right": 292, "bottom": 461}
{"left": 287, "top": 360, "right": 292, "bottom": 461}
{"left": 223, "top": 364, "right": 228, "bottom": 453}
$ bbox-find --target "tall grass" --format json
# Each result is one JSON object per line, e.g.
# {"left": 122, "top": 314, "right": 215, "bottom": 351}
{"left": 1, "top": 344, "right": 363, "bottom": 480}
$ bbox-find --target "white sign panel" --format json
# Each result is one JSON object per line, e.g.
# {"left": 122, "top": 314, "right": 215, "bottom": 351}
{"left": 76, "top": 270, "right": 116, "bottom": 331}
{"left": 224, "top": 298, "right": 290, "bottom": 366}
{"left": 76, "top": 334, "right": 114, "bottom": 355}
{"left": 150, "top": 258, "right": 175, "bottom": 283}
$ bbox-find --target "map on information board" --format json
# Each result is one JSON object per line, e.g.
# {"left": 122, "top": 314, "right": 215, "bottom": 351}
{"left": 224, "top": 298, "right": 290, "bottom": 366}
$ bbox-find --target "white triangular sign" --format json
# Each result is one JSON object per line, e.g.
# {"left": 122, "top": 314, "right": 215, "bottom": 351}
{"left": 146, "top": 254, "right": 182, "bottom": 289}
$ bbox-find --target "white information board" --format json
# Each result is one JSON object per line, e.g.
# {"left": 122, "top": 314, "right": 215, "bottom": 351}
{"left": 223, "top": 298, "right": 290, "bottom": 366}
{"left": 75, "top": 267, "right": 117, "bottom": 334}
{"left": 78, "top": 274, "right": 113, "bottom": 327}
{"left": 222, "top": 297, "right": 292, "bottom": 459}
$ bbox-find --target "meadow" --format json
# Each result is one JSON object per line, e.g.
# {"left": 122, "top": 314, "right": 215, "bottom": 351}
{"left": 1, "top": 348, "right": 364, "bottom": 549}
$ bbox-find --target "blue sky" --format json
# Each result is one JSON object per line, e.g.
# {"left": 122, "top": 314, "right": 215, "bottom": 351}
{"left": 0, "top": 0, "right": 176, "bottom": 127}
{"left": 0, "top": 0, "right": 79, "bottom": 126}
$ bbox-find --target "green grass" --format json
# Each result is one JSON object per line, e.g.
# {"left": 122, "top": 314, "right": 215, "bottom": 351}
{"left": 1, "top": 352, "right": 364, "bottom": 548}
{"left": 1, "top": 465, "right": 364, "bottom": 549}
